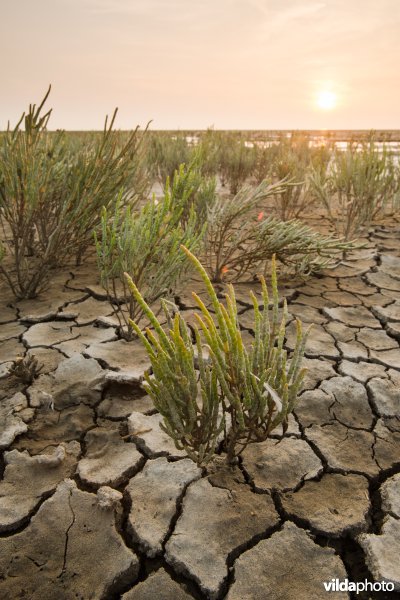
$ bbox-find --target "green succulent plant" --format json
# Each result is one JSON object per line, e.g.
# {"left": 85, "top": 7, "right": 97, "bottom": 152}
{"left": 124, "top": 247, "right": 309, "bottom": 466}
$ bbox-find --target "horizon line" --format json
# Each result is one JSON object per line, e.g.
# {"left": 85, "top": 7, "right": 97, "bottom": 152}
{"left": 2, "top": 128, "right": 400, "bottom": 133}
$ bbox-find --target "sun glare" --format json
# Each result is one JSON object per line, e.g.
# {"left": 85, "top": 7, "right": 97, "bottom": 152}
{"left": 316, "top": 90, "right": 337, "bottom": 110}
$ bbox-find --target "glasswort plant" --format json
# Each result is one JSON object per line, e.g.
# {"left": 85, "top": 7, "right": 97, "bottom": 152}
{"left": 125, "top": 247, "right": 309, "bottom": 466}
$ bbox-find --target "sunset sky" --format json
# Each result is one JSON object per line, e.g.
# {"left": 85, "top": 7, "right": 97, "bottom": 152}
{"left": 1, "top": 0, "right": 400, "bottom": 130}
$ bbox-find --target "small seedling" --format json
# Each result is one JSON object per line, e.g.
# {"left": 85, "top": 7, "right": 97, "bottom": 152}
{"left": 10, "top": 354, "right": 43, "bottom": 384}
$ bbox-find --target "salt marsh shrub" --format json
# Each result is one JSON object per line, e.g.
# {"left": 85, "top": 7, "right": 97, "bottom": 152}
{"left": 310, "top": 141, "right": 398, "bottom": 239}
{"left": 272, "top": 150, "right": 312, "bottom": 220}
{"left": 165, "top": 155, "right": 217, "bottom": 230}
{"left": 0, "top": 87, "right": 148, "bottom": 298}
{"left": 253, "top": 143, "right": 279, "bottom": 185}
{"left": 203, "top": 180, "right": 355, "bottom": 282}
{"left": 255, "top": 137, "right": 332, "bottom": 220}
{"left": 95, "top": 164, "right": 206, "bottom": 339}
{"left": 147, "top": 131, "right": 192, "bottom": 187}
{"left": 195, "top": 128, "right": 220, "bottom": 178}
{"left": 217, "top": 133, "right": 257, "bottom": 194}
{"left": 125, "top": 248, "right": 308, "bottom": 466}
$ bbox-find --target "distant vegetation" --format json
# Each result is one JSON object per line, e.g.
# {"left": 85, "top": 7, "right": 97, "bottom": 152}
{"left": 1, "top": 89, "right": 399, "bottom": 302}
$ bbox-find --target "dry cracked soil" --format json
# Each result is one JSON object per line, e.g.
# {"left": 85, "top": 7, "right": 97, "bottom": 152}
{"left": 1, "top": 223, "right": 400, "bottom": 600}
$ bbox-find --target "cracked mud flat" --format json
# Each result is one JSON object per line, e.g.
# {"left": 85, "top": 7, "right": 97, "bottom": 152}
{"left": 1, "top": 223, "right": 400, "bottom": 599}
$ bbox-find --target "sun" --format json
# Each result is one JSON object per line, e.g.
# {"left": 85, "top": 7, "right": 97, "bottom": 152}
{"left": 316, "top": 90, "right": 337, "bottom": 110}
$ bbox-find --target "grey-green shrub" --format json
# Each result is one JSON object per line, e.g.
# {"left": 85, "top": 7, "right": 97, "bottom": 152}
{"left": 253, "top": 142, "right": 278, "bottom": 185}
{"left": 165, "top": 154, "right": 217, "bottom": 229}
{"left": 0, "top": 87, "right": 148, "bottom": 298}
{"left": 203, "top": 179, "right": 355, "bottom": 282}
{"left": 146, "top": 131, "right": 192, "bottom": 188}
{"left": 125, "top": 248, "right": 308, "bottom": 466}
{"left": 95, "top": 163, "right": 206, "bottom": 339}
{"left": 272, "top": 150, "right": 312, "bottom": 220}
{"left": 310, "top": 141, "right": 398, "bottom": 239}
{"left": 255, "top": 137, "right": 332, "bottom": 220}
{"left": 217, "top": 133, "right": 257, "bottom": 194}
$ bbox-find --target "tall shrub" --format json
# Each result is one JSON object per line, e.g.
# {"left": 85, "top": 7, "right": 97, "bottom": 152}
{"left": 0, "top": 87, "right": 148, "bottom": 298}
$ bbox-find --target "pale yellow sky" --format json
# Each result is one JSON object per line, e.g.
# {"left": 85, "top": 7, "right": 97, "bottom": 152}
{"left": 1, "top": 0, "right": 399, "bottom": 129}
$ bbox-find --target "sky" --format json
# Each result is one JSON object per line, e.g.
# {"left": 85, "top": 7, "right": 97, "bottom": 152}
{"left": 1, "top": 0, "right": 400, "bottom": 130}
